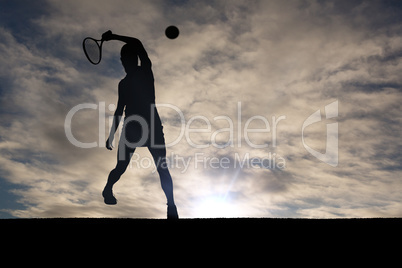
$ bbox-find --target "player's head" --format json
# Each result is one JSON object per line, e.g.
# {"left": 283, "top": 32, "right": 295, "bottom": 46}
{"left": 120, "top": 44, "right": 138, "bottom": 73}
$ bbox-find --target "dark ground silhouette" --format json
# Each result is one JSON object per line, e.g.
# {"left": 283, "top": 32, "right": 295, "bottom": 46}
{"left": 1, "top": 218, "right": 400, "bottom": 227}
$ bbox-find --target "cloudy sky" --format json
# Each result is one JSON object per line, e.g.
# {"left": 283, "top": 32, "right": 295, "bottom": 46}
{"left": 0, "top": 0, "right": 401, "bottom": 218}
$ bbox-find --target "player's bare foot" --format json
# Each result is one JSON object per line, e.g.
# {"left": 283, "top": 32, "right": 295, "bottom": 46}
{"left": 102, "top": 187, "right": 117, "bottom": 205}
{"left": 167, "top": 204, "right": 179, "bottom": 220}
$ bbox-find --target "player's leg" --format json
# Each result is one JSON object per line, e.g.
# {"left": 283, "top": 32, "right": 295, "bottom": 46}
{"left": 103, "top": 144, "right": 136, "bottom": 205}
{"left": 148, "top": 146, "right": 178, "bottom": 219}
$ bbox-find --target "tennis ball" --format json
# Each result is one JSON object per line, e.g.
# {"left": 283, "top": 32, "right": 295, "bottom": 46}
{"left": 165, "top": 26, "right": 179, "bottom": 39}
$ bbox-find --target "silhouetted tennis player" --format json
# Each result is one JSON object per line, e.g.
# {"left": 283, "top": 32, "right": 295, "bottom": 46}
{"left": 101, "top": 30, "right": 178, "bottom": 219}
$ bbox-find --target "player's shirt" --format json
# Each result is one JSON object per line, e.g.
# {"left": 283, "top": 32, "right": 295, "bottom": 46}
{"left": 118, "top": 66, "right": 164, "bottom": 147}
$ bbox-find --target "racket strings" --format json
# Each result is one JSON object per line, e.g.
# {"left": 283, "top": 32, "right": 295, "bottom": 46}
{"left": 84, "top": 39, "right": 101, "bottom": 64}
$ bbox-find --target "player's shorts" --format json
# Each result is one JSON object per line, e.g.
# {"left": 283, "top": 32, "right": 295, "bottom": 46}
{"left": 120, "top": 113, "right": 165, "bottom": 149}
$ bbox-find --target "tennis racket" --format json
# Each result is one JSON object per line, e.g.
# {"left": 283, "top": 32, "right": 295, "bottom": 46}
{"left": 82, "top": 37, "right": 104, "bottom": 65}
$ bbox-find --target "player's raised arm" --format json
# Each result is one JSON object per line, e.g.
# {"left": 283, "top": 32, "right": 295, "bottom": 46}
{"left": 102, "top": 30, "right": 151, "bottom": 68}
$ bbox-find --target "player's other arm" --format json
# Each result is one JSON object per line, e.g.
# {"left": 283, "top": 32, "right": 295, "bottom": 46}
{"left": 102, "top": 30, "right": 152, "bottom": 69}
{"left": 106, "top": 82, "right": 125, "bottom": 150}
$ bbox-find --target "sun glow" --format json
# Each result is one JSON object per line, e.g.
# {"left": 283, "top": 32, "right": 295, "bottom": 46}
{"left": 196, "top": 196, "right": 238, "bottom": 218}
